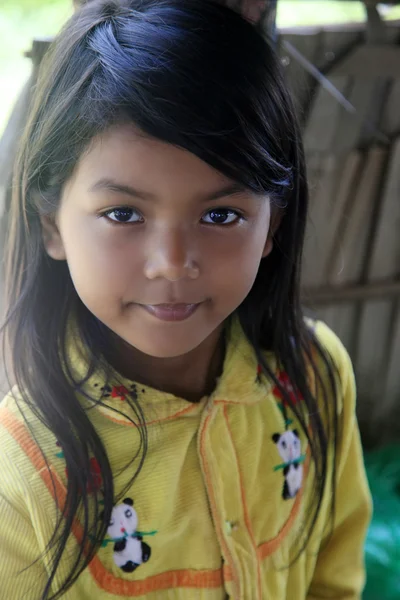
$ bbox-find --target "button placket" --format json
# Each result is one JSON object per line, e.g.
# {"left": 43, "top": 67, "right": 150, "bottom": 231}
{"left": 202, "top": 403, "right": 260, "bottom": 599}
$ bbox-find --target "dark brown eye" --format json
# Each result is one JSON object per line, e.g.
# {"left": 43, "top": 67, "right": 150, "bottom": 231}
{"left": 202, "top": 208, "right": 240, "bottom": 225}
{"left": 104, "top": 207, "right": 143, "bottom": 223}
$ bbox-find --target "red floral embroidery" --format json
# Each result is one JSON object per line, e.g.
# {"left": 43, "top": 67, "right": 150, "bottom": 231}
{"left": 111, "top": 385, "right": 128, "bottom": 400}
{"left": 272, "top": 371, "right": 303, "bottom": 405}
{"left": 87, "top": 457, "right": 103, "bottom": 493}
{"left": 65, "top": 457, "right": 103, "bottom": 494}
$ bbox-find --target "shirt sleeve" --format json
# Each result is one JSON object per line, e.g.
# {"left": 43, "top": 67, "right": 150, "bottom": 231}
{"left": 0, "top": 406, "right": 49, "bottom": 600}
{"left": 307, "top": 329, "right": 373, "bottom": 599}
{"left": 0, "top": 490, "right": 48, "bottom": 599}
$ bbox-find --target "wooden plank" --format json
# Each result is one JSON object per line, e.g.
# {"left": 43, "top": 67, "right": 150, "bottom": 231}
{"left": 358, "top": 76, "right": 390, "bottom": 148}
{"left": 302, "top": 155, "right": 337, "bottom": 287}
{"left": 304, "top": 152, "right": 322, "bottom": 210}
{"left": 302, "top": 151, "right": 362, "bottom": 288}
{"left": 303, "top": 75, "right": 351, "bottom": 153}
{"left": 325, "top": 151, "right": 364, "bottom": 278}
{"left": 382, "top": 79, "right": 400, "bottom": 137}
{"left": 385, "top": 23, "right": 400, "bottom": 45}
{"left": 302, "top": 153, "right": 322, "bottom": 288}
{"left": 365, "top": 4, "right": 387, "bottom": 45}
{"left": 280, "top": 32, "right": 321, "bottom": 117}
{"left": 368, "top": 139, "right": 400, "bottom": 280}
{"left": 354, "top": 299, "right": 394, "bottom": 421}
{"left": 308, "top": 91, "right": 400, "bottom": 433}
{"left": 315, "top": 303, "right": 358, "bottom": 355}
{"left": 332, "top": 45, "right": 400, "bottom": 77}
{"left": 332, "top": 78, "right": 381, "bottom": 153}
{"left": 319, "top": 29, "right": 362, "bottom": 71}
{"left": 328, "top": 146, "right": 387, "bottom": 285}
{"left": 302, "top": 279, "right": 400, "bottom": 304}
{"left": 312, "top": 306, "right": 332, "bottom": 326}
{"left": 353, "top": 140, "right": 400, "bottom": 436}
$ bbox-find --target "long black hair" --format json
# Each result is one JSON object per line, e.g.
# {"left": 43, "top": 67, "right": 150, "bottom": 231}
{"left": 2, "top": 1, "right": 339, "bottom": 598}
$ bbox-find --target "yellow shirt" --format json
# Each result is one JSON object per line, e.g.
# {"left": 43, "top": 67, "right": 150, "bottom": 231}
{"left": 0, "top": 320, "right": 372, "bottom": 599}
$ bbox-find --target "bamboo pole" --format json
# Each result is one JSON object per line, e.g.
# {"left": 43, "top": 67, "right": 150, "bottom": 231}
{"left": 303, "top": 280, "right": 400, "bottom": 306}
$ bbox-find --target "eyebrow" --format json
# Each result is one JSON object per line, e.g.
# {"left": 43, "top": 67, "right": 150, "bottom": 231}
{"left": 88, "top": 178, "right": 248, "bottom": 202}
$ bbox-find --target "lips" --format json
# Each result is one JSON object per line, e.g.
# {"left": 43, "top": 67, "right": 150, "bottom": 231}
{"left": 140, "top": 303, "right": 202, "bottom": 322}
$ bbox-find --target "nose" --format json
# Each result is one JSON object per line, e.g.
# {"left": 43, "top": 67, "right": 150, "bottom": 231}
{"left": 144, "top": 227, "right": 199, "bottom": 282}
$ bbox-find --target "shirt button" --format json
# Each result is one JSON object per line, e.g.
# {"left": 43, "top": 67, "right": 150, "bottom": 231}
{"left": 225, "top": 521, "right": 238, "bottom": 536}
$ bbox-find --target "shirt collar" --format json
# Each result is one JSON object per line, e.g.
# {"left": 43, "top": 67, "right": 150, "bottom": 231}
{"left": 66, "top": 316, "right": 275, "bottom": 425}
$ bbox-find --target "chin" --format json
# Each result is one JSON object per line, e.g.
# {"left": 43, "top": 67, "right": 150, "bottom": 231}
{"left": 109, "top": 304, "right": 226, "bottom": 359}
{"left": 136, "top": 346, "right": 195, "bottom": 359}
{"left": 122, "top": 327, "right": 211, "bottom": 359}
{"left": 127, "top": 341, "right": 201, "bottom": 359}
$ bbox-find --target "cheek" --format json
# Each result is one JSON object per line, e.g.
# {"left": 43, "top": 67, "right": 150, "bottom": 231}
{"left": 60, "top": 218, "right": 142, "bottom": 300}
{"left": 205, "top": 225, "right": 268, "bottom": 294}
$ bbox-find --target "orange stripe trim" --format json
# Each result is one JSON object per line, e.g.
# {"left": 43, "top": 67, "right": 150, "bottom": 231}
{"left": 257, "top": 452, "right": 310, "bottom": 560}
{"left": 223, "top": 404, "right": 262, "bottom": 598}
{"left": 223, "top": 564, "right": 233, "bottom": 581}
{"left": 98, "top": 403, "right": 199, "bottom": 427}
{"left": 92, "top": 567, "right": 223, "bottom": 594}
{"left": 1, "top": 410, "right": 224, "bottom": 595}
{"left": 214, "top": 399, "right": 251, "bottom": 406}
{"left": 96, "top": 394, "right": 266, "bottom": 428}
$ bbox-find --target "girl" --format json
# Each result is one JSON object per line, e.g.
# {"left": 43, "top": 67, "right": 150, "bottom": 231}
{"left": 0, "top": 1, "right": 372, "bottom": 599}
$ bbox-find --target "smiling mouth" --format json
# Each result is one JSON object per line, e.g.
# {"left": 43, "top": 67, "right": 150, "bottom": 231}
{"left": 139, "top": 303, "right": 202, "bottom": 322}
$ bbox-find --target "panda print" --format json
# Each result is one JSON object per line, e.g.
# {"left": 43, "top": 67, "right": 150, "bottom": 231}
{"left": 106, "top": 498, "right": 151, "bottom": 573}
{"left": 272, "top": 430, "right": 303, "bottom": 500}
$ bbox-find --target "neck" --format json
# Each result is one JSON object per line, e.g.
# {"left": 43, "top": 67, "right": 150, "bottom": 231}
{"left": 105, "top": 324, "right": 226, "bottom": 403}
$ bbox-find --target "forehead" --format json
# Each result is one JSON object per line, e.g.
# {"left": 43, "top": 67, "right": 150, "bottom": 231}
{"left": 69, "top": 124, "right": 234, "bottom": 194}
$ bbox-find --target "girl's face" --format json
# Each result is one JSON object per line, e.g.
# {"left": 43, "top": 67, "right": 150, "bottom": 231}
{"left": 43, "top": 124, "right": 273, "bottom": 358}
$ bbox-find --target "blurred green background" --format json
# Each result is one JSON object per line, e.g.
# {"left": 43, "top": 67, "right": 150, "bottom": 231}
{"left": 1, "top": 0, "right": 400, "bottom": 136}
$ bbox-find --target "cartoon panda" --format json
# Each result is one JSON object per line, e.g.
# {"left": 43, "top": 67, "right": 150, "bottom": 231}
{"left": 106, "top": 498, "right": 151, "bottom": 573}
{"left": 272, "top": 429, "right": 303, "bottom": 500}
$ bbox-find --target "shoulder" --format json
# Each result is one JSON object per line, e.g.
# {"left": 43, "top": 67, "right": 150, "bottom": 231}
{"left": 0, "top": 388, "right": 54, "bottom": 500}
{"left": 305, "top": 318, "right": 356, "bottom": 414}
{"left": 307, "top": 319, "right": 352, "bottom": 372}
{"left": 0, "top": 386, "right": 35, "bottom": 432}
{"left": 0, "top": 387, "right": 25, "bottom": 439}
{"left": 0, "top": 387, "right": 34, "bottom": 461}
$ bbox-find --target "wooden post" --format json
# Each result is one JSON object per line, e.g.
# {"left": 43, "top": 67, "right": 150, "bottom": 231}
{"left": 363, "top": 0, "right": 387, "bottom": 45}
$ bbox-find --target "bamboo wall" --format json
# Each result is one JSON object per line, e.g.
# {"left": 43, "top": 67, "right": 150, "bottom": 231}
{"left": 279, "top": 20, "right": 400, "bottom": 447}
